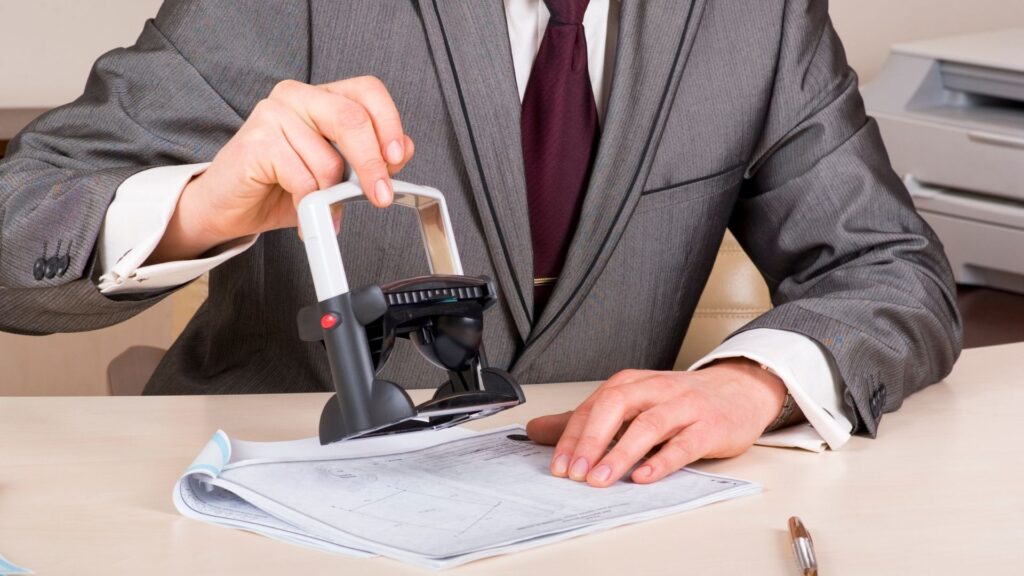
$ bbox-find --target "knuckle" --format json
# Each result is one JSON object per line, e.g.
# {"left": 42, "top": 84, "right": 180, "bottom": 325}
{"left": 357, "top": 156, "right": 388, "bottom": 176}
{"left": 334, "top": 100, "right": 371, "bottom": 131}
{"left": 604, "top": 369, "right": 640, "bottom": 388}
{"left": 240, "top": 126, "right": 277, "bottom": 152}
{"left": 271, "top": 78, "right": 303, "bottom": 98}
{"left": 251, "top": 99, "right": 270, "bottom": 114}
{"left": 295, "top": 175, "right": 319, "bottom": 195}
{"left": 615, "top": 369, "right": 643, "bottom": 381}
{"left": 353, "top": 74, "right": 386, "bottom": 91}
{"left": 661, "top": 440, "right": 693, "bottom": 466}
{"left": 593, "top": 388, "right": 626, "bottom": 410}
{"left": 573, "top": 404, "right": 593, "bottom": 418}
{"left": 631, "top": 411, "right": 665, "bottom": 436}
{"left": 652, "top": 373, "right": 682, "bottom": 391}
{"left": 315, "top": 154, "right": 345, "bottom": 181}
{"left": 250, "top": 99, "right": 279, "bottom": 121}
{"left": 680, "top": 388, "right": 709, "bottom": 409}
{"left": 280, "top": 168, "right": 318, "bottom": 196}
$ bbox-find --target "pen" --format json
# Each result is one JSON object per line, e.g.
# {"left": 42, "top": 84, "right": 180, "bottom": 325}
{"left": 788, "top": 516, "right": 818, "bottom": 576}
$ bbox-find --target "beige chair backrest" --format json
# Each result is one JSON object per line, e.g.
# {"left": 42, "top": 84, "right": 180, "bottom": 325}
{"left": 675, "top": 231, "right": 772, "bottom": 369}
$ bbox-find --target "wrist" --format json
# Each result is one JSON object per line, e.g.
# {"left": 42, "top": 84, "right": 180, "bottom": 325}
{"left": 147, "top": 173, "right": 230, "bottom": 264}
{"left": 698, "top": 357, "right": 788, "bottom": 429}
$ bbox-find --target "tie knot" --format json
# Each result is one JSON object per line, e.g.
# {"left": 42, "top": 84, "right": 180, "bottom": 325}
{"left": 544, "top": 0, "right": 590, "bottom": 25}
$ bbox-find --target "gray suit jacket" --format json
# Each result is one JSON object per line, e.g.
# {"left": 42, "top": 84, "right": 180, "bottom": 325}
{"left": 0, "top": 0, "right": 961, "bottom": 436}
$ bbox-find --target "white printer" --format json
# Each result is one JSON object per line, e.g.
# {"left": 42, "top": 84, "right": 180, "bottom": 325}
{"left": 863, "top": 28, "right": 1024, "bottom": 294}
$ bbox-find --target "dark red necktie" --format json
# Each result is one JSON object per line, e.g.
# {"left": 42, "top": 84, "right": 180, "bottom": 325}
{"left": 521, "top": 0, "right": 601, "bottom": 315}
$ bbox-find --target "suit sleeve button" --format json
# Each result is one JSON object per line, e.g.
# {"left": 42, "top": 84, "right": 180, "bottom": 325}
{"left": 33, "top": 258, "right": 47, "bottom": 281}
{"left": 57, "top": 254, "right": 71, "bottom": 277}
{"left": 45, "top": 257, "right": 59, "bottom": 279}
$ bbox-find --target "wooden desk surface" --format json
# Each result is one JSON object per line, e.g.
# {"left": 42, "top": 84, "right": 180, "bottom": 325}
{"left": 2, "top": 343, "right": 1023, "bottom": 575}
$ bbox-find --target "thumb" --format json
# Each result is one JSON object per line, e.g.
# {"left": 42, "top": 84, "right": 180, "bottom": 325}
{"left": 525, "top": 411, "right": 574, "bottom": 446}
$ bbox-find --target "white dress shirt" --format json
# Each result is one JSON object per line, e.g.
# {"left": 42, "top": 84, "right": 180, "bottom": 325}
{"left": 96, "top": 0, "right": 855, "bottom": 450}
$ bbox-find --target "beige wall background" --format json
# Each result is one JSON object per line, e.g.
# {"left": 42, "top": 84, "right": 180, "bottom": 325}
{"left": 3, "top": 1, "right": 1024, "bottom": 395}
{"left": 830, "top": 0, "right": 1024, "bottom": 81}
{"left": 0, "top": 0, "right": 162, "bottom": 108}
{"left": 0, "top": 0, "right": 164, "bottom": 138}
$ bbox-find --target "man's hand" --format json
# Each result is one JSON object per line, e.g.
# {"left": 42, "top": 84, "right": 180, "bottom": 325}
{"left": 149, "top": 76, "right": 415, "bottom": 263}
{"left": 525, "top": 359, "right": 787, "bottom": 487}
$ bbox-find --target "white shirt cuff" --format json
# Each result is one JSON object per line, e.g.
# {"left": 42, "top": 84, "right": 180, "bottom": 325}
{"left": 97, "top": 164, "right": 258, "bottom": 294}
{"left": 689, "top": 328, "right": 855, "bottom": 452}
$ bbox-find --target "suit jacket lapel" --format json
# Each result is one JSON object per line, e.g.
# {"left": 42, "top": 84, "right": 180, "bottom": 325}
{"left": 418, "top": 0, "right": 535, "bottom": 341}
{"left": 515, "top": 0, "right": 708, "bottom": 372}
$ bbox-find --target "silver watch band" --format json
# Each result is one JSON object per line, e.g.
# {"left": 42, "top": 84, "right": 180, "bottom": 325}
{"left": 756, "top": 362, "right": 796, "bottom": 433}
{"left": 765, "top": 392, "right": 796, "bottom": 433}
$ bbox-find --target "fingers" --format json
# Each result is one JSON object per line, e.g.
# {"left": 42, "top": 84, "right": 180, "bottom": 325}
{"left": 272, "top": 102, "right": 346, "bottom": 205}
{"left": 313, "top": 92, "right": 394, "bottom": 207}
{"left": 631, "top": 423, "right": 712, "bottom": 484}
{"left": 265, "top": 136, "right": 319, "bottom": 204}
{"left": 535, "top": 369, "right": 768, "bottom": 487}
{"left": 549, "top": 371, "right": 658, "bottom": 480}
{"left": 325, "top": 76, "right": 409, "bottom": 167}
{"left": 586, "top": 400, "right": 699, "bottom": 487}
{"left": 565, "top": 384, "right": 668, "bottom": 482}
{"left": 388, "top": 134, "right": 415, "bottom": 176}
{"left": 269, "top": 78, "right": 410, "bottom": 209}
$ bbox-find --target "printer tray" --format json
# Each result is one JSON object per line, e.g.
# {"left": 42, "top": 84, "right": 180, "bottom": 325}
{"left": 907, "top": 177, "right": 1024, "bottom": 294}
{"left": 874, "top": 112, "right": 1024, "bottom": 204}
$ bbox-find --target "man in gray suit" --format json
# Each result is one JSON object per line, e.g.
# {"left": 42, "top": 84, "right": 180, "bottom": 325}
{"left": 0, "top": 1, "right": 961, "bottom": 487}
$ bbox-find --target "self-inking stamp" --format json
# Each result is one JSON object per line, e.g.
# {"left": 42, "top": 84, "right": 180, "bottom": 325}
{"left": 296, "top": 179, "right": 525, "bottom": 444}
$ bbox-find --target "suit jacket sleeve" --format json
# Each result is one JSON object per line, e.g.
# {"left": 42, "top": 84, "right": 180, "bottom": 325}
{"left": 0, "top": 1, "right": 306, "bottom": 335}
{"left": 730, "top": 0, "right": 963, "bottom": 436}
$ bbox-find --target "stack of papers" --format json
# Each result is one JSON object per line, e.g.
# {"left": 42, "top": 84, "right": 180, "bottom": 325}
{"left": 173, "top": 425, "right": 760, "bottom": 569}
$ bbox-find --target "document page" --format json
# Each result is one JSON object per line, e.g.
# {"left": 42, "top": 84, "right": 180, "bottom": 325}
{"left": 213, "top": 427, "right": 759, "bottom": 567}
{"left": 0, "top": 553, "right": 32, "bottom": 575}
{"left": 176, "top": 474, "right": 374, "bottom": 558}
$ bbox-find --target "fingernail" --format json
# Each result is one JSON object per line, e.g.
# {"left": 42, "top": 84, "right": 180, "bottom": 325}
{"left": 552, "top": 454, "right": 570, "bottom": 476}
{"left": 386, "top": 140, "right": 404, "bottom": 164}
{"left": 634, "top": 465, "right": 653, "bottom": 480}
{"left": 569, "top": 457, "right": 589, "bottom": 481}
{"left": 589, "top": 464, "right": 612, "bottom": 484}
{"left": 374, "top": 179, "right": 391, "bottom": 205}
